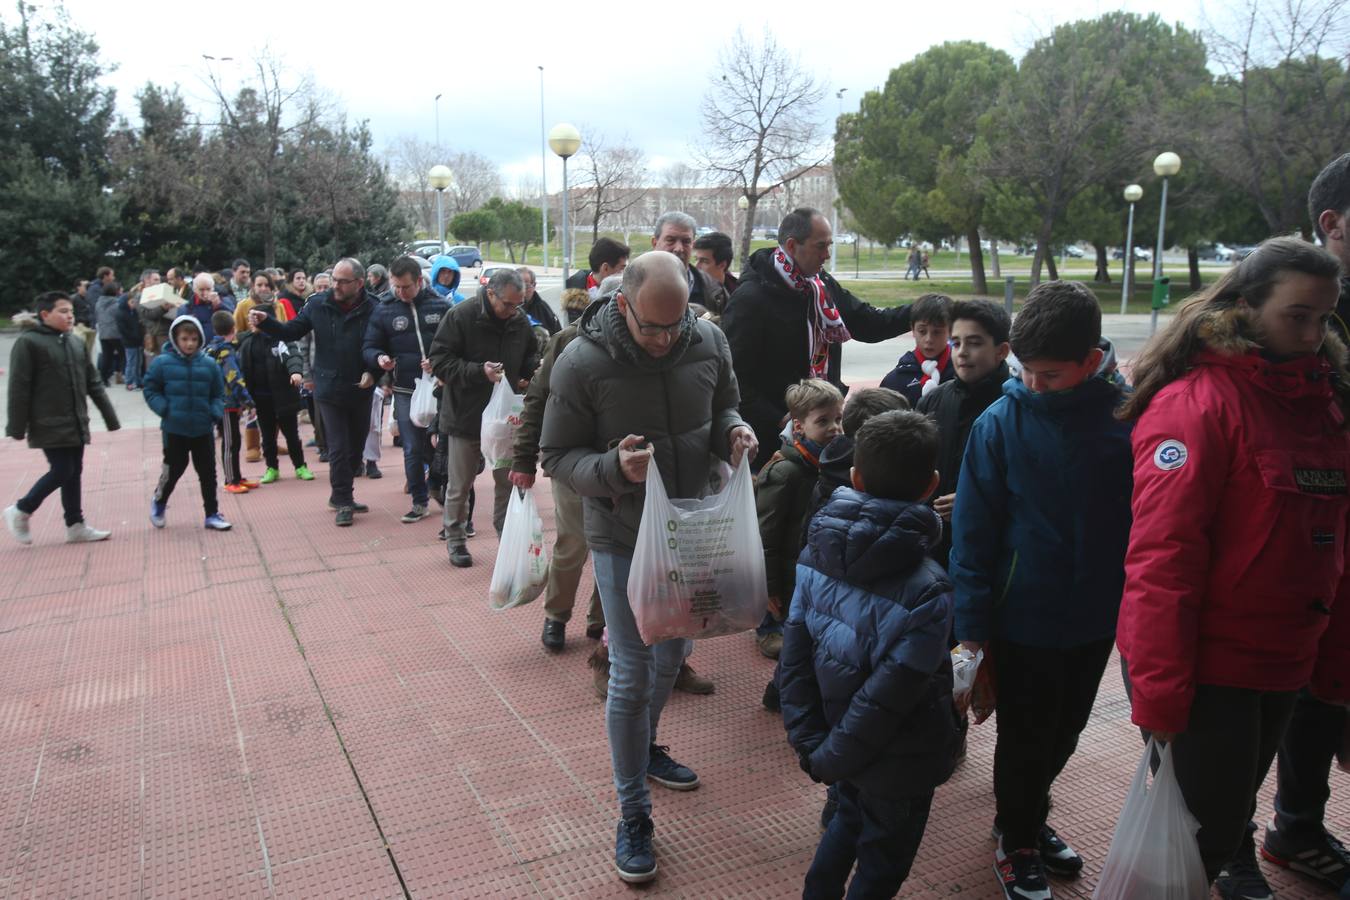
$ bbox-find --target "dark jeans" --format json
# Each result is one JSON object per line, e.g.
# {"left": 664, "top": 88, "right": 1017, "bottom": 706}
{"left": 803, "top": 781, "right": 933, "bottom": 900}
{"left": 98, "top": 339, "right": 123, "bottom": 384}
{"left": 122, "top": 341, "right": 142, "bottom": 387}
{"left": 1274, "top": 688, "right": 1344, "bottom": 843}
{"left": 255, "top": 397, "right": 305, "bottom": 470}
{"left": 1165, "top": 685, "right": 1297, "bottom": 881}
{"left": 992, "top": 637, "right": 1113, "bottom": 850}
{"left": 318, "top": 394, "right": 372, "bottom": 507}
{"left": 154, "top": 432, "right": 218, "bottom": 517}
{"left": 219, "top": 411, "right": 242, "bottom": 484}
{"left": 17, "top": 445, "right": 85, "bottom": 526}
{"left": 392, "top": 391, "right": 430, "bottom": 506}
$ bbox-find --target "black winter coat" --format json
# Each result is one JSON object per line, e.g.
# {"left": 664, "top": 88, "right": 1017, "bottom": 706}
{"left": 258, "top": 289, "right": 377, "bottom": 404}
{"left": 523, "top": 291, "right": 562, "bottom": 336}
{"left": 915, "top": 362, "right": 1010, "bottom": 567}
{"left": 723, "top": 248, "right": 913, "bottom": 468}
{"left": 427, "top": 292, "right": 539, "bottom": 437}
{"left": 779, "top": 489, "right": 961, "bottom": 800}
{"left": 115, "top": 295, "right": 143, "bottom": 345}
{"left": 237, "top": 331, "right": 305, "bottom": 415}
{"left": 6, "top": 324, "right": 120, "bottom": 447}
{"left": 361, "top": 290, "right": 452, "bottom": 393}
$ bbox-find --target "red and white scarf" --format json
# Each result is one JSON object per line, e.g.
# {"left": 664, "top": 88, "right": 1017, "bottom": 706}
{"left": 774, "top": 248, "right": 851, "bottom": 378}
{"left": 586, "top": 272, "right": 601, "bottom": 301}
{"left": 916, "top": 345, "right": 951, "bottom": 397}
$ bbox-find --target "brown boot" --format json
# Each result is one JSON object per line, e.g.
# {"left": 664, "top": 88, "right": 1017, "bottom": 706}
{"left": 244, "top": 427, "right": 261, "bottom": 463}
{"left": 588, "top": 644, "right": 610, "bottom": 699}
{"left": 674, "top": 662, "right": 714, "bottom": 695}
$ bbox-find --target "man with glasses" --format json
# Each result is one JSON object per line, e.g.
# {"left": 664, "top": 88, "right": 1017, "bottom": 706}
{"left": 363, "top": 256, "right": 451, "bottom": 524}
{"left": 540, "top": 250, "right": 756, "bottom": 884}
{"left": 251, "top": 258, "right": 379, "bottom": 526}
{"left": 428, "top": 268, "right": 539, "bottom": 567}
{"left": 516, "top": 267, "right": 562, "bottom": 337}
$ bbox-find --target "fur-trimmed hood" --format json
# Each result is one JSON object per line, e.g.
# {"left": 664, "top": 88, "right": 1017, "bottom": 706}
{"left": 1197, "top": 303, "right": 1349, "bottom": 378}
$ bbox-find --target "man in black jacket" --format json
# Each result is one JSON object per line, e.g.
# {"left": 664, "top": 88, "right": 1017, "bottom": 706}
{"left": 363, "top": 256, "right": 452, "bottom": 523}
{"left": 723, "top": 207, "right": 914, "bottom": 469}
{"left": 251, "top": 257, "right": 377, "bottom": 527}
{"left": 517, "top": 267, "right": 562, "bottom": 336}
{"left": 428, "top": 268, "right": 539, "bottom": 567}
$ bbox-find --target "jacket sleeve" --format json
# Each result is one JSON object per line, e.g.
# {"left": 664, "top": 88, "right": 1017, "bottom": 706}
{"left": 511, "top": 331, "right": 564, "bottom": 475}
{"left": 779, "top": 580, "right": 830, "bottom": 761}
{"left": 361, "top": 308, "right": 390, "bottom": 372}
{"left": 539, "top": 351, "right": 635, "bottom": 499}
{"left": 428, "top": 311, "right": 489, "bottom": 392}
{"left": 829, "top": 275, "right": 912, "bottom": 343}
{"left": 1312, "top": 531, "right": 1350, "bottom": 703}
{"left": 1120, "top": 393, "right": 1232, "bottom": 733}
{"left": 283, "top": 343, "right": 305, "bottom": 379}
{"left": 258, "top": 301, "right": 312, "bottom": 341}
{"left": 808, "top": 584, "right": 954, "bottom": 784}
{"left": 720, "top": 290, "right": 780, "bottom": 438}
{"left": 949, "top": 413, "right": 1008, "bottom": 643}
{"left": 297, "top": 333, "right": 313, "bottom": 381}
{"left": 709, "top": 327, "right": 744, "bottom": 461}
{"left": 208, "top": 361, "right": 226, "bottom": 422}
{"left": 757, "top": 460, "right": 795, "bottom": 599}
{"left": 142, "top": 357, "right": 168, "bottom": 419}
{"left": 85, "top": 353, "right": 119, "bottom": 431}
{"left": 6, "top": 336, "right": 33, "bottom": 439}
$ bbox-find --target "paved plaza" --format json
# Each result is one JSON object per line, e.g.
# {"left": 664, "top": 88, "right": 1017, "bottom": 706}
{"left": 0, "top": 339, "right": 1347, "bottom": 898}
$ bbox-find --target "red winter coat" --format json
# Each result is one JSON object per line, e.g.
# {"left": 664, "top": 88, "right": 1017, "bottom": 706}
{"left": 1119, "top": 323, "right": 1350, "bottom": 734}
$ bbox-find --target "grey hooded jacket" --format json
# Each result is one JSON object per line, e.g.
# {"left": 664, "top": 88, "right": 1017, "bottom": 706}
{"left": 539, "top": 297, "right": 745, "bottom": 555}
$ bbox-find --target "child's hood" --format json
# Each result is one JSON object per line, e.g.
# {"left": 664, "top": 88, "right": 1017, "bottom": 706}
{"left": 804, "top": 487, "right": 942, "bottom": 586}
{"left": 1005, "top": 337, "right": 1127, "bottom": 413}
{"left": 167, "top": 315, "right": 206, "bottom": 357}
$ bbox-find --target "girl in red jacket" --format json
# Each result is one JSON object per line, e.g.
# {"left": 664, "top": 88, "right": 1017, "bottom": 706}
{"left": 1117, "top": 237, "right": 1350, "bottom": 893}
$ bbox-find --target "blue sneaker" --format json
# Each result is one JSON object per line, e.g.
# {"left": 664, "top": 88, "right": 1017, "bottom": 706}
{"left": 614, "top": 815, "right": 656, "bottom": 883}
{"left": 647, "top": 744, "right": 699, "bottom": 790}
{"left": 204, "top": 514, "right": 232, "bottom": 531}
{"left": 150, "top": 500, "right": 166, "bottom": 529}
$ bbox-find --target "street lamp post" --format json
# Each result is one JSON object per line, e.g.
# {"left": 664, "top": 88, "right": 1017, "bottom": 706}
{"left": 736, "top": 195, "right": 749, "bottom": 260}
{"left": 429, "top": 165, "right": 453, "bottom": 251}
{"left": 434, "top": 93, "right": 442, "bottom": 149}
{"left": 831, "top": 88, "right": 848, "bottom": 273}
{"left": 1152, "top": 152, "right": 1181, "bottom": 282}
{"left": 1120, "top": 183, "right": 1143, "bottom": 315}
{"left": 548, "top": 123, "right": 582, "bottom": 282}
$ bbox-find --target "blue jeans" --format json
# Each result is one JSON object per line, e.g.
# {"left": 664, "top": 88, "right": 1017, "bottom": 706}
{"left": 392, "top": 392, "right": 430, "bottom": 506}
{"left": 804, "top": 781, "right": 933, "bottom": 899}
{"left": 122, "top": 342, "right": 142, "bottom": 387}
{"left": 592, "top": 550, "right": 691, "bottom": 820}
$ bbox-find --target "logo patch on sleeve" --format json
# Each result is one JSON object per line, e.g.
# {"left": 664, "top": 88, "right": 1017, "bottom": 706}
{"left": 1153, "top": 439, "right": 1188, "bottom": 471}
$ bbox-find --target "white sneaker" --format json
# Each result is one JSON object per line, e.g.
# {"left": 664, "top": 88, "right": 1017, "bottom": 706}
{"left": 65, "top": 521, "right": 111, "bottom": 543}
{"left": 4, "top": 505, "right": 32, "bottom": 545}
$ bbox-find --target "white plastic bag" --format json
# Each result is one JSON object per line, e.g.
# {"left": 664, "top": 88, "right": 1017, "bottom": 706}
{"left": 1093, "top": 739, "right": 1209, "bottom": 900}
{"left": 951, "top": 646, "right": 983, "bottom": 699}
{"left": 626, "top": 455, "right": 769, "bottom": 644}
{"left": 488, "top": 488, "right": 549, "bottom": 610}
{"left": 410, "top": 374, "right": 438, "bottom": 428}
{"left": 479, "top": 378, "right": 524, "bottom": 470}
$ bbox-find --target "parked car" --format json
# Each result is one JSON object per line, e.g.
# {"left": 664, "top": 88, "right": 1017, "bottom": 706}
{"left": 446, "top": 245, "right": 482, "bottom": 268}
{"left": 1230, "top": 244, "right": 1259, "bottom": 261}
{"left": 760, "top": 227, "right": 778, "bottom": 240}
{"left": 836, "top": 233, "right": 856, "bottom": 245}
{"left": 1196, "top": 243, "right": 1235, "bottom": 262}
{"left": 1110, "top": 246, "right": 1153, "bottom": 261}
{"left": 1062, "top": 244, "right": 1085, "bottom": 258}
{"left": 478, "top": 265, "right": 514, "bottom": 288}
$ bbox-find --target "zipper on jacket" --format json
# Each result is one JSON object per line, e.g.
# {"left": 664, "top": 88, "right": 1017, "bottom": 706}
{"left": 998, "top": 550, "right": 1019, "bottom": 606}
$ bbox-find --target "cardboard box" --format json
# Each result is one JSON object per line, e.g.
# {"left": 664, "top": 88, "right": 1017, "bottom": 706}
{"left": 139, "top": 283, "right": 184, "bottom": 309}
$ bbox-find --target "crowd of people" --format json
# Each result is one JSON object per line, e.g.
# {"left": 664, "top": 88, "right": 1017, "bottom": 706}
{"left": 5, "top": 152, "right": 1350, "bottom": 899}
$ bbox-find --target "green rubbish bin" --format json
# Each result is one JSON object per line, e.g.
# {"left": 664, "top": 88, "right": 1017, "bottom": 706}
{"left": 1151, "top": 277, "right": 1170, "bottom": 310}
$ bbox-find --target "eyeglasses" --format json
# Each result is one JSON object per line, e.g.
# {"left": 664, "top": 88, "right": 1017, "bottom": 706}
{"left": 331, "top": 277, "right": 360, "bottom": 287}
{"left": 625, "top": 302, "right": 684, "bottom": 337}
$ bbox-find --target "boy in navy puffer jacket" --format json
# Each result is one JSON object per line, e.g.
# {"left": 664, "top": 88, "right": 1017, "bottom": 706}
{"left": 143, "top": 315, "right": 230, "bottom": 531}
{"left": 780, "top": 410, "right": 960, "bottom": 900}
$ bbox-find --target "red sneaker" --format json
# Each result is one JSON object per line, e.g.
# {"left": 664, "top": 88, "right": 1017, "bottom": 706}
{"left": 238, "top": 479, "right": 260, "bottom": 489}
{"left": 224, "top": 482, "right": 250, "bottom": 494}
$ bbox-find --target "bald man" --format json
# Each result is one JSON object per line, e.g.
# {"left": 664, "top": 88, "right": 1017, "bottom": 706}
{"left": 540, "top": 251, "right": 757, "bottom": 884}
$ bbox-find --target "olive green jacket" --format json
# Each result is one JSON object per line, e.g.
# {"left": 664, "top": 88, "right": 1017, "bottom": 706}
{"left": 7, "top": 324, "right": 120, "bottom": 448}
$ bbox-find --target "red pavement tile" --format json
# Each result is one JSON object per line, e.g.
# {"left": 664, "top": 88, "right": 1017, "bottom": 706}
{"left": 268, "top": 840, "right": 403, "bottom": 899}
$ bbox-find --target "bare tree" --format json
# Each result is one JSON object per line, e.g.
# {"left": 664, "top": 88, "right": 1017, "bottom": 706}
{"left": 444, "top": 151, "right": 502, "bottom": 215}
{"left": 203, "top": 56, "right": 327, "bottom": 266}
{"left": 661, "top": 162, "right": 703, "bottom": 191}
{"left": 386, "top": 138, "right": 504, "bottom": 236}
{"left": 1203, "top": 0, "right": 1350, "bottom": 236}
{"left": 571, "top": 129, "right": 649, "bottom": 240}
{"left": 695, "top": 28, "right": 826, "bottom": 261}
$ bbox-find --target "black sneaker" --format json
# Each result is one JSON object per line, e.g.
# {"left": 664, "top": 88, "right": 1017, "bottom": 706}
{"left": 995, "top": 844, "right": 1052, "bottom": 900}
{"left": 335, "top": 506, "right": 354, "bottom": 527}
{"left": 327, "top": 500, "right": 369, "bottom": 513}
{"left": 449, "top": 545, "right": 472, "bottom": 568}
{"left": 1215, "top": 860, "right": 1273, "bottom": 900}
{"left": 542, "top": 618, "right": 565, "bottom": 652}
{"left": 318, "top": 449, "right": 329, "bottom": 463}
{"left": 1262, "top": 822, "right": 1350, "bottom": 891}
{"left": 990, "top": 824, "right": 1081, "bottom": 878}
{"left": 614, "top": 815, "right": 656, "bottom": 883}
{"left": 585, "top": 623, "right": 605, "bottom": 640}
{"left": 647, "top": 744, "right": 699, "bottom": 790}
{"left": 365, "top": 461, "right": 382, "bottom": 479}
{"left": 465, "top": 521, "right": 476, "bottom": 538}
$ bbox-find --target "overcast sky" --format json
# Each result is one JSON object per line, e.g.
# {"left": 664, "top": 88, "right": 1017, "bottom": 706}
{"left": 54, "top": 0, "right": 1210, "bottom": 189}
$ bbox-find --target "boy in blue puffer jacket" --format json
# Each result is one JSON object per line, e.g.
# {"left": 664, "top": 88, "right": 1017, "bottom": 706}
{"left": 950, "top": 281, "right": 1133, "bottom": 900}
{"left": 780, "top": 409, "right": 961, "bottom": 900}
{"left": 143, "top": 315, "right": 231, "bottom": 531}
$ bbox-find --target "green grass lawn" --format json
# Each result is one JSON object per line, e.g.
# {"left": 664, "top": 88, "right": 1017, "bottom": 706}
{"left": 837, "top": 273, "right": 1215, "bottom": 316}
